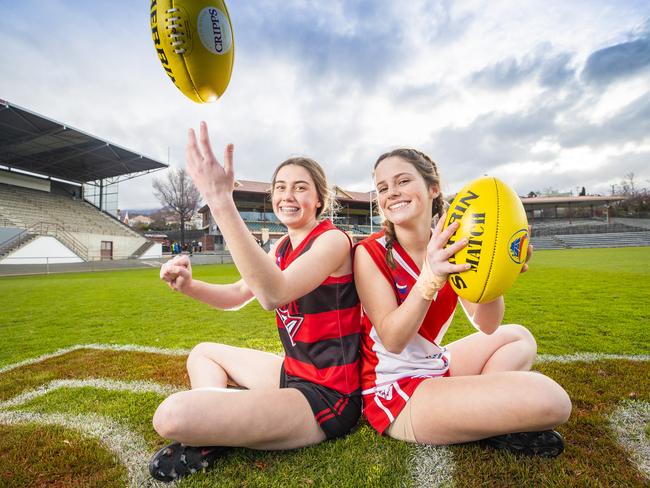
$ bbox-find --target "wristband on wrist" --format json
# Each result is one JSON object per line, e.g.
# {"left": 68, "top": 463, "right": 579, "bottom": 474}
{"left": 415, "top": 255, "right": 447, "bottom": 301}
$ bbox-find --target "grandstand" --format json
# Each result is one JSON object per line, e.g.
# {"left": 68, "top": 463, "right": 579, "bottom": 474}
{"left": 201, "top": 184, "right": 650, "bottom": 252}
{"left": 2, "top": 100, "right": 647, "bottom": 271}
{"left": 528, "top": 218, "right": 650, "bottom": 249}
{"left": 199, "top": 181, "right": 378, "bottom": 249}
{"left": 0, "top": 99, "right": 167, "bottom": 265}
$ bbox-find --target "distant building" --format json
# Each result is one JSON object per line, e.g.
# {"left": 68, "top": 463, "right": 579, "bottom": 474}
{"left": 198, "top": 180, "right": 377, "bottom": 251}
{"left": 130, "top": 215, "right": 153, "bottom": 226}
{"left": 198, "top": 180, "right": 627, "bottom": 251}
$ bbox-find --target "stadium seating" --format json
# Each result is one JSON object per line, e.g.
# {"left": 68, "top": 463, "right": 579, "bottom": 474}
{"left": 0, "top": 183, "right": 138, "bottom": 237}
{"left": 244, "top": 221, "right": 287, "bottom": 233}
{"left": 530, "top": 236, "right": 568, "bottom": 250}
{"left": 529, "top": 218, "right": 650, "bottom": 249}
{"left": 552, "top": 231, "right": 650, "bottom": 249}
{"left": 530, "top": 219, "right": 646, "bottom": 236}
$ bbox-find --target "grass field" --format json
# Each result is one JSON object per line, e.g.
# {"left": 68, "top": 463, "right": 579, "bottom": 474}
{"left": 1, "top": 247, "right": 649, "bottom": 487}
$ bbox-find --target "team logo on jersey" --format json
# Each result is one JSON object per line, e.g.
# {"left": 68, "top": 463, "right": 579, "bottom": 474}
{"left": 395, "top": 282, "right": 408, "bottom": 295}
{"left": 508, "top": 229, "right": 529, "bottom": 264}
{"left": 375, "top": 384, "right": 394, "bottom": 401}
{"left": 277, "top": 306, "right": 304, "bottom": 346}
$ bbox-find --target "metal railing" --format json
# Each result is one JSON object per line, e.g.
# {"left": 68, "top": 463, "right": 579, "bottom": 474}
{"left": 0, "top": 252, "right": 234, "bottom": 276}
{"left": 0, "top": 221, "right": 89, "bottom": 261}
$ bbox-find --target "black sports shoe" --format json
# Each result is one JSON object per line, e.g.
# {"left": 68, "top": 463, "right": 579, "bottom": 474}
{"left": 481, "top": 430, "right": 565, "bottom": 458}
{"left": 148, "top": 442, "right": 229, "bottom": 482}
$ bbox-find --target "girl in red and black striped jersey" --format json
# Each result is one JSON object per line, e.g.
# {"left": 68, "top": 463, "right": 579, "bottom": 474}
{"left": 148, "top": 122, "right": 361, "bottom": 483}
{"left": 354, "top": 149, "right": 572, "bottom": 457}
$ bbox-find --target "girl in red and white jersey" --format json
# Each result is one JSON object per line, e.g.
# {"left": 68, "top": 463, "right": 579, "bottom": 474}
{"left": 149, "top": 122, "right": 361, "bottom": 482}
{"left": 355, "top": 148, "right": 571, "bottom": 456}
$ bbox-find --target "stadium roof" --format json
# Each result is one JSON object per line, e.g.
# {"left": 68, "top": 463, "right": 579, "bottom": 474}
{"left": 0, "top": 99, "right": 167, "bottom": 184}
{"left": 520, "top": 195, "right": 625, "bottom": 206}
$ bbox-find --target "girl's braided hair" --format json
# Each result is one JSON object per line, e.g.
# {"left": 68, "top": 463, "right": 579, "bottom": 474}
{"left": 373, "top": 149, "right": 446, "bottom": 268}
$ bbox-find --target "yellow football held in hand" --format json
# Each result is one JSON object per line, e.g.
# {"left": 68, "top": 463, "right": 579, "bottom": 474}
{"left": 444, "top": 176, "right": 529, "bottom": 303}
{"left": 150, "top": 0, "right": 235, "bottom": 103}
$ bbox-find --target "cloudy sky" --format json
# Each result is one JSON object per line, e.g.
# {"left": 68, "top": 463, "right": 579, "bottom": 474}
{"left": 1, "top": 0, "right": 649, "bottom": 209}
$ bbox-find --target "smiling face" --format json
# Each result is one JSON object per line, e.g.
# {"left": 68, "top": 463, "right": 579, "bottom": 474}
{"left": 271, "top": 164, "right": 322, "bottom": 229}
{"left": 374, "top": 156, "right": 439, "bottom": 227}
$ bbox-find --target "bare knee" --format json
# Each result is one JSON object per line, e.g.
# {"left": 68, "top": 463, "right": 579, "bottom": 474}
{"left": 187, "top": 342, "right": 224, "bottom": 370}
{"left": 504, "top": 324, "right": 537, "bottom": 358}
{"left": 152, "top": 393, "right": 187, "bottom": 440}
{"left": 530, "top": 374, "right": 572, "bottom": 427}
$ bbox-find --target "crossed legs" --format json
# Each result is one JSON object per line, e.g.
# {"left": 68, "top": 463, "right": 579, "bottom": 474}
{"left": 152, "top": 342, "right": 326, "bottom": 450}
{"left": 387, "top": 325, "right": 571, "bottom": 445}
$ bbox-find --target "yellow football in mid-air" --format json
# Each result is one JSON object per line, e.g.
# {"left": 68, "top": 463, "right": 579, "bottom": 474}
{"left": 150, "top": 0, "right": 235, "bottom": 103}
{"left": 444, "top": 176, "right": 529, "bottom": 303}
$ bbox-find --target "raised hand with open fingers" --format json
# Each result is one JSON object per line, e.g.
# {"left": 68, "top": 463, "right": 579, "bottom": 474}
{"left": 185, "top": 121, "right": 236, "bottom": 203}
{"left": 425, "top": 214, "right": 472, "bottom": 281}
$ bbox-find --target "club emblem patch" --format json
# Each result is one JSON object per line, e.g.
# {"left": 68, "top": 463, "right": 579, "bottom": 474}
{"left": 277, "top": 306, "right": 304, "bottom": 346}
{"left": 508, "top": 229, "right": 528, "bottom": 264}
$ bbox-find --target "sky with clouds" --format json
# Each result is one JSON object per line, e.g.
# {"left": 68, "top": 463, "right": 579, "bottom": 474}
{"left": 1, "top": 0, "right": 649, "bottom": 209}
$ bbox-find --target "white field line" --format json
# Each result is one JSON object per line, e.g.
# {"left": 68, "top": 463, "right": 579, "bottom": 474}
{"left": 3, "top": 345, "right": 647, "bottom": 377}
{"left": 0, "top": 378, "right": 180, "bottom": 487}
{"left": 1, "top": 346, "right": 649, "bottom": 487}
{"left": 0, "top": 410, "right": 167, "bottom": 488}
{"left": 0, "top": 343, "right": 190, "bottom": 375}
{"left": 411, "top": 444, "right": 454, "bottom": 487}
{"left": 409, "top": 353, "right": 650, "bottom": 487}
{"left": 0, "top": 378, "right": 182, "bottom": 410}
{"left": 609, "top": 401, "right": 650, "bottom": 479}
{"left": 536, "top": 353, "right": 650, "bottom": 363}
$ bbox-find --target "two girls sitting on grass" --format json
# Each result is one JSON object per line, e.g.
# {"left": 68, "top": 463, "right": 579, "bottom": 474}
{"left": 149, "top": 126, "right": 571, "bottom": 482}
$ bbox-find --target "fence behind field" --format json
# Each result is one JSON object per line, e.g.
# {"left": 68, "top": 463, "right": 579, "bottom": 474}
{"left": 0, "top": 252, "right": 234, "bottom": 276}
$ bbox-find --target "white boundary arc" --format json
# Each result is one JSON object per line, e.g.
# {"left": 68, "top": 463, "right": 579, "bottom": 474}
{"left": 408, "top": 353, "right": 650, "bottom": 487}
{"left": 0, "top": 344, "right": 648, "bottom": 486}
{"left": 0, "top": 377, "right": 182, "bottom": 488}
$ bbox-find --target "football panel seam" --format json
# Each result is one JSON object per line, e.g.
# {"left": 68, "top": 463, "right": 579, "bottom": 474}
{"left": 479, "top": 177, "right": 499, "bottom": 302}
{"left": 170, "top": 0, "right": 203, "bottom": 102}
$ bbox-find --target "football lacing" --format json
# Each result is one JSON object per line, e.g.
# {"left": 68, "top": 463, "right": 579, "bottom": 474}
{"left": 165, "top": 8, "right": 186, "bottom": 54}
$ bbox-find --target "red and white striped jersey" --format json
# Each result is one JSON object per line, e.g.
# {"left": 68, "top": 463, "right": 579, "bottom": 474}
{"left": 357, "top": 231, "right": 458, "bottom": 394}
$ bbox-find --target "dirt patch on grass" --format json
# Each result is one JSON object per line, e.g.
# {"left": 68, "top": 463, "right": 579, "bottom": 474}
{"left": 0, "top": 424, "right": 126, "bottom": 488}
{"left": 0, "top": 349, "right": 189, "bottom": 401}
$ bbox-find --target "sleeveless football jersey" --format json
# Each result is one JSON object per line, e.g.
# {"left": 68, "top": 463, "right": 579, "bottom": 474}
{"left": 357, "top": 231, "right": 458, "bottom": 394}
{"left": 275, "top": 219, "right": 361, "bottom": 396}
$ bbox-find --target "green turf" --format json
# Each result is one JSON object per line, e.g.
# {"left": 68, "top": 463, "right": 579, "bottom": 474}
{"left": 6, "top": 387, "right": 413, "bottom": 487}
{"left": 443, "top": 247, "right": 650, "bottom": 354}
{"left": 0, "top": 264, "right": 278, "bottom": 368}
{"left": 1, "top": 248, "right": 649, "bottom": 367}
{"left": 0, "top": 424, "right": 127, "bottom": 488}
{"left": 1, "top": 247, "right": 649, "bottom": 487}
{"left": 7, "top": 387, "right": 166, "bottom": 448}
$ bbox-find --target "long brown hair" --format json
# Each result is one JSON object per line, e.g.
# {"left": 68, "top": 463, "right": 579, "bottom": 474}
{"left": 373, "top": 148, "right": 446, "bottom": 268}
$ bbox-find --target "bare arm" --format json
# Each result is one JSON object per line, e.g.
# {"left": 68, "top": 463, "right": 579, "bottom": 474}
{"left": 459, "top": 297, "right": 504, "bottom": 334}
{"left": 355, "top": 218, "right": 469, "bottom": 354}
{"left": 160, "top": 255, "right": 255, "bottom": 310}
{"left": 185, "top": 122, "right": 350, "bottom": 310}
{"left": 182, "top": 279, "right": 255, "bottom": 311}
{"left": 458, "top": 227, "right": 532, "bottom": 333}
{"left": 355, "top": 246, "right": 431, "bottom": 353}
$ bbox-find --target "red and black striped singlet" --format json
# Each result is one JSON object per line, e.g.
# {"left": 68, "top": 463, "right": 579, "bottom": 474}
{"left": 274, "top": 219, "right": 361, "bottom": 396}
